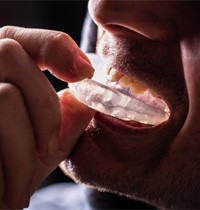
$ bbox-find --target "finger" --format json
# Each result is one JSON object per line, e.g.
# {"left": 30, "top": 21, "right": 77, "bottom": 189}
{"left": 0, "top": 41, "right": 94, "bottom": 201}
{"left": 0, "top": 38, "right": 62, "bottom": 154}
{"left": 32, "top": 89, "right": 95, "bottom": 190}
{"left": 0, "top": 83, "right": 36, "bottom": 209}
{"left": 0, "top": 26, "right": 94, "bottom": 82}
{"left": 58, "top": 89, "right": 95, "bottom": 152}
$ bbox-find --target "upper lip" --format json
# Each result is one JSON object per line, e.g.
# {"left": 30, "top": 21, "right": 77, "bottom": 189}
{"left": 98, "top": 25, "right": 169, "bottom": 85}
{"left": 103, "top": 24, "right": 151, "bottom": 41}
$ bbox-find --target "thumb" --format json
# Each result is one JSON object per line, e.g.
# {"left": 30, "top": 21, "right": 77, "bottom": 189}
{"left": 58, "top": 88, "right": 95, "bottom": 153}
{"left": 33, "top": 89, "right": 95, "bottom": 192}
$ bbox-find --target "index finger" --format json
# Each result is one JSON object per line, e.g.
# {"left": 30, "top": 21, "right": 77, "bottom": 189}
{"left": 0, "top": 26, "right": 94, "bottom": 82}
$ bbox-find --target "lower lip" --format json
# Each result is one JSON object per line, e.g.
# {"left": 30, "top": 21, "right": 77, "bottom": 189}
{"left": 94, "top": 111, "right": 169, "bottom": 134}
{"left": 85, "top": 111, "right": 172, "bottom": 163}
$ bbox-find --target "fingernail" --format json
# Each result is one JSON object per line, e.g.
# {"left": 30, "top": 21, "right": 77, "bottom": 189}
{"left": 75, "top": 55, "right": 94, "bottom": 80}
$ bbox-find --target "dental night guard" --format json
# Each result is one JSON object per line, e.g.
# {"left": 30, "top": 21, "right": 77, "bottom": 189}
{"left": 68, "top": 53, "right": 170, "bottom": 126}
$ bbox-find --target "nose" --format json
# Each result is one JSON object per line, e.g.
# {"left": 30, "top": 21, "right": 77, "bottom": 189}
{"left": 88, "top": 0, "right": 137, "bottom": 29}
{"left": 88, "top": 0, "right": 130, "bottom": 27}
{"left": 88, "top": 0, "right": 178, "bottom": 41}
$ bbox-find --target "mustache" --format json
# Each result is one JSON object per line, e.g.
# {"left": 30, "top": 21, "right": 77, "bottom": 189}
{"left": 96, "top": 33, "right": 186, "bottom": 97}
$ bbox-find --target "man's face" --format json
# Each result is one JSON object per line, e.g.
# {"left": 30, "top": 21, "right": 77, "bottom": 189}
{"left": 62, "top": 1, "right": 200, "bottom": 208}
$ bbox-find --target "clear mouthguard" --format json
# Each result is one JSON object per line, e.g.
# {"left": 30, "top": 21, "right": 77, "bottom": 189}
{"left": 68, "top": 53, "right": 170, "bottom": 126}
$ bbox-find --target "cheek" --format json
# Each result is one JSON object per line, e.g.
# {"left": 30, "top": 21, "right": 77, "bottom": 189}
{"left": 181, "top": 39, "right": 200, "bottom": 123}
{"left": 168, "top": 39, "right": 200, "bottom": 153}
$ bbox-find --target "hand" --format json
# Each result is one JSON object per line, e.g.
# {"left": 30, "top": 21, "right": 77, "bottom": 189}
{"left": 0, "top": 26, "right": 95, "bottom": 209}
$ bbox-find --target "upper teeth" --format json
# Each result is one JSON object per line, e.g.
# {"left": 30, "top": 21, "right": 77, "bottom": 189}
{"left": 108, "top": 68, "right": 124, "bottom": 81}
{"left": 107, "top": 68, "right": 152, "bottom": 95}
{"left": 106, "top": 68, "right": 170, "bottom": 113}
{"left": 119, "top": 75, "right": 133, "bottom": 88}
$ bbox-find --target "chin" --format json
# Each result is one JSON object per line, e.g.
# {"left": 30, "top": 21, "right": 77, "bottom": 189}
{"left": 61, "top": 103, "right": 188, "bottom": 208}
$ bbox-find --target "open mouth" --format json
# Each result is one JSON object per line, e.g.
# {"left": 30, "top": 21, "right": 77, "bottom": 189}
{"left": 69, "top": 53, "right": 170, "bottom": 127}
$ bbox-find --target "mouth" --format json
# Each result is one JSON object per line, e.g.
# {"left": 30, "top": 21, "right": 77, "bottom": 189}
{"left": 64, "top": 24, "right": 190, "bottom": 200}
{"left": 64, "top": 29, "right": 189, "bottom": 195}
{"left": 69, "top": 53, "right": 170, "bottom": 129}
{"left": 103, "top": 66, "right": 170, "bottom": 127}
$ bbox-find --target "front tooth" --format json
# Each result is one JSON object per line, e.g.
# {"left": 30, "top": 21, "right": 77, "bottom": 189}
{"left": 106, "top": 67, "right": 112, "bottom": 75}
{"left": 109, "top": 68, "right": 124, "bottom": 81}
{"left": 103, "top": 64, "right": 111, "bottom": 75}
{"left": 119, "top": 75, "right": 133, "bottom": 88}
{"left": 130, "top": 79, "right": 147, "bottom": 94}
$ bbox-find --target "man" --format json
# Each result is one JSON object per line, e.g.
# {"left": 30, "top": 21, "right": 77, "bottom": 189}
{"left": 0, "top": 1, "right": 200, "bottom": 209}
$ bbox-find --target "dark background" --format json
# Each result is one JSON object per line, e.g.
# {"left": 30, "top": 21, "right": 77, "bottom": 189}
{"left": 0, "top": 1, "right": 88, "bottom": 187}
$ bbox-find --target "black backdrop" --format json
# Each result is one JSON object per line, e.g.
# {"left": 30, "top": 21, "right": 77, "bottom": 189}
{"left": 0, "top": 0, "right": 88, "bottom": 187}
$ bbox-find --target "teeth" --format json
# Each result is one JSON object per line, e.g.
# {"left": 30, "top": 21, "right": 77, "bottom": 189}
{"left": 107, "top": 68, "right": 149, "bottom": 95}
{"left": 130, "top": 79, "right": 147, "bottom": 94}
{"left": 119, "top": 75, "right": 133, "bottom": 88}
{"left": 108, "top": 68, "right": 124, "bottom": 81}
{"left": 103, "top": 64, "right": 112, "bottom": 75}
{"left": 106, "top": 67, "right": 112, "bottom": 75}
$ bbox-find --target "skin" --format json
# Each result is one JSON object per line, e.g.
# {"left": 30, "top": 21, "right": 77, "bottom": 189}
{"left": 59, "top": 1, "right": 200, "bottom": 209}
{"left": 0, "top": 26, "right": 95, "bottom": 209}
{"left": 1, "top": 1, "right": 200, "bottom": 209}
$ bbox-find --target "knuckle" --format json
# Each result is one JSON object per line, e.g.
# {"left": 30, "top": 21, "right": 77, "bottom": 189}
{"left": 0, "top": 25, "right": 16, "bottom": 38}
{"left": 56, "top": 32, "right": 73, "bottom": 44}
{"left": 40, "top": 32, "right": 75, "bottom": 68}
{"left": 0, "top": 38, "right": 22, "bottom": 59}
{"left": 0, "top": 83, "right": 22, "bottom": 103}
{"left": 44, "top": 32, "right": 71, "bottom": 51}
